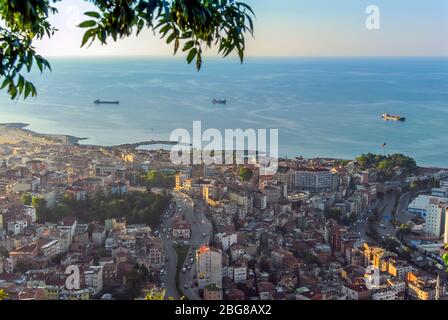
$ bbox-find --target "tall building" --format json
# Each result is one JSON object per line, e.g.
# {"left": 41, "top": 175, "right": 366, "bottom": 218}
{"left": 423, "top": 199, "right": 447, "bottom": 238}
{"left": 294, "top": 169, "right": 339, "bottom": 192}
{"left": 445, "top": 207, "right": 448, "bottom": 244}
{"left": 196, "top": 246, "right": 222, "bottom": 289}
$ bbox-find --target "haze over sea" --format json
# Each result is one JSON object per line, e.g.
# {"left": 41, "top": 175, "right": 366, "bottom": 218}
{"left": 0, "top": 57, "right": 447, "bottom": 168}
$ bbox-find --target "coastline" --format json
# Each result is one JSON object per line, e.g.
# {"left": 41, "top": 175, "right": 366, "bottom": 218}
{"left": 0, "top": 123, "right": 88, "bottom": 146}
{"left": 0, "top": 122, "right": 446, "bottom": 171}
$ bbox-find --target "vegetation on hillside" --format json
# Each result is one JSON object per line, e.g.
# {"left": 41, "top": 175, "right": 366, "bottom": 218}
{"left": 355, "top": 153, "right": 417, "bottom": 174}
{"left": 32, "top": 191, "right": 171, "bottom": 227}
{"left": 144, "top": 170, "right": 176, "bottom": 189}
{"left": 324, "top": 208, "right": 356, "bottom": 226}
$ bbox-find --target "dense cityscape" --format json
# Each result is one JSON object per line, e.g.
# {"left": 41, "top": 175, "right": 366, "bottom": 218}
{"left": 0, "top": 123, "right": 447, "bottom": 301}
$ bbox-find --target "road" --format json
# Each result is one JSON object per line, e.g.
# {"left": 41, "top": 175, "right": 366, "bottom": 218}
{"left": 161, "top": 192, "right": 212, "bottom": 300}
{"left": 378, "top": 192, "right": 396, "bottom": 235}
{"left": 159, "top": 203, "right": 179, "bottom": 300}
{"left": 177, "top": 193, "right": 213, "bottom": 300}
{"left": 395, "top": 192, "right": 414, "bottom": 224}
{"left": 353, "top": 192, "right": 395, "bottom": 242}
{"left": 353, "top": 197, "right": 383, "bottom": 242}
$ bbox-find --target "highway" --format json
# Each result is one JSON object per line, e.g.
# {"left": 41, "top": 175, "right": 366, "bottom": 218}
{"left": 160, "top": 191, "right": 212, "bottom": 300}
{"left": 177, "top": 192, "right": 213, "bottom": 300}
{"left": 377, "top": 191, "right": 397, "bottom": 237}
{"left": 159, "top": 203, "right": 179, "bottom": 300}
{"left": 395, "top": 192, "right": 414, "bottom": 224}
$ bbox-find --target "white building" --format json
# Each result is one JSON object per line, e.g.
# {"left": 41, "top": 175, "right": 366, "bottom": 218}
{"left": 196, "top": 246, "right": 222, "bottom": 289}
{"left": 24, "top": 205, "right": 37, "bottom": 223}
{"left": 423, "top": 199, "right": 447, "bottom": 238}
{"left": 84, "top": 265, "right": 103, "bottom": 296}
{"left": 233, "top": 265, "right": 247, "bottom": 284}
{"left": 445, "top": 207, "right": 448, "bottom": 244}
{"left": 7, "top": 219, "right": 27, "bottom": 235}
{"left": 408, "top": 195, "right": 448, "bottom": 217}
{"left": 371, "top": 288, "right": 400, "bottom": 300}
{"left": 295, "top": 169, "right": 339, "bottom": 192}
{"left": 40, "top": 239, "right": 61, "bottom": 258}
{"left": 215, "top": 233, "right": 237, "bottom": 251}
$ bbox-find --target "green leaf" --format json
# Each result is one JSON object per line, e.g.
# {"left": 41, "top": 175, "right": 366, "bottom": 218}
{"left": 17, "top": 75, "right": 25, "bottom": 94}
{"left": 84, "top": 11, "right": 101, "bottom": 19}
{"left": 1, "top": 78, "right": 11, "bottom": 90}
{"left": 166, "top": 32, "right": 176, "bottom": 44}
{"left": 79, "top": 20, "right": 97, "bottom": 28}
{"left": 36, "top": 57, "right": 43, "bottom": 72}
{"left": 186, "top": 48, "right": 197, "bottom": 64}
{"left": 24, "top": 82, "right": 36, "bottom": 99}
{"left": 81, "top": 30, "right": 94, "bottom": 47}
{"left": 183, "top": 41, "right": 195, "bottom": 52}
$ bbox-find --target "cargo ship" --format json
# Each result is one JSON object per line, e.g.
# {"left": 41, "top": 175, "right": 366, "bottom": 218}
{"left": 382, "top": 113, "right": 405, "bottom": 121}
{"left": 94, "top": 99, "right": 120, "bottom": 105}
{"left": 212, "top": 99, "right": 227, "bottom": 105}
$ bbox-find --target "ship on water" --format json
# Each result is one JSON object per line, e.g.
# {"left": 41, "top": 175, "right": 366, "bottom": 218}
{"left": 212, "top": 99, "right": 227, "bottom": 105}
{"left": 94, "top": 99, "right": 120, "bottom": 105}
{"left": 382, "top": 113, "right": 405, "bottom": 121}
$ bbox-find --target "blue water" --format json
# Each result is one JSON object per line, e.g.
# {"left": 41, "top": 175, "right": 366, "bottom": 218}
{"left": 0, "top": 57, "right": 447, "bottom": 167}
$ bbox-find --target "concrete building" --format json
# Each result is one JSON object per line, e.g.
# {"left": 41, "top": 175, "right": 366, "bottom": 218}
{"left": 294, "top": 169, "right": 338, "bottom": 192}
{"left": 423, "top": 199, "right": 447, "bottom": 238}
{"left": 196, "top": 246, "right": 222, "bottom": 289}
{"left": 215, "top": 233, "right": 237, "bottom": 251}
{"left": 84, "top": 265, "right": 103, "bottom": 296}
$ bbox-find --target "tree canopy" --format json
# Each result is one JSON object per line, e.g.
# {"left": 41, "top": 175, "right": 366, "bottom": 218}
{"left": 0, "top": 0, "right": 254, "bottom": 99}
{"left": 239, "top": 166, "right": 253, "bottom": 181}
{"left": 355, "top": 153, "right": 417, "bottom": 174}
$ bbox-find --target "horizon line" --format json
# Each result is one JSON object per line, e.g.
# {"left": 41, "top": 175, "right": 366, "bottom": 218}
{"left": 43, "top": 54, "right": 448, "bottom": 59}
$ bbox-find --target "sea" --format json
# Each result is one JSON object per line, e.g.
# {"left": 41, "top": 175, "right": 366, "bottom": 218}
{"left": 0, "top": 57, "right": 447, "bottom": 168}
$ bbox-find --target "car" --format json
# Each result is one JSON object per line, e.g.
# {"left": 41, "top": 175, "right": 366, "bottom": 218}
{"left": 184, "top": 284, "right": 188, "bottom": 289}
{"left": 166, "top": 235, "right": 170, "bottom": 240}
{"left": 202, "top": 233, "right": 206, "bottom": 237}
{"left": 187, "top": 265, "right": 191, "bottom": 270}
{"left": 161, "top": 282, "right": 165, "bottom": 288}
{"left": 182, "top": 267, "right": 186, "bottom": 273}
{"left": 160, "top": 269, "right": 165, "bottom": 274}
{"left": 183, "top": 240, "right": 189, "bottom": 245}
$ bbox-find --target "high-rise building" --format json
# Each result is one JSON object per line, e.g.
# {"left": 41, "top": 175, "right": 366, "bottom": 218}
{"left": 423, "top": 199, "right": 447, "bottom": 238}
{"left": 445, "top": 207, "right": 448, "bottom": 244}
{"left": 294, "top": 169, "right": 339, "bottom": 192}
{"left": 196, "top": 246, "right": 222, "bottom": 290}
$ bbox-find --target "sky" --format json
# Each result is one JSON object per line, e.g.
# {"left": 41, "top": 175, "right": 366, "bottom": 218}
{"left": 36, "top": 0, "right": 448, "bottom": 57}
